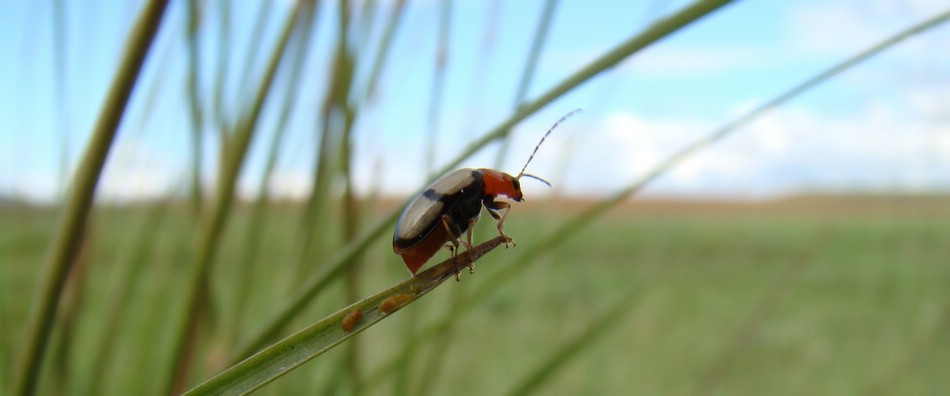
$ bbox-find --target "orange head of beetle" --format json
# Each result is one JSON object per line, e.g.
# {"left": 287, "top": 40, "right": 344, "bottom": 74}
{"left": 478, "top": 168, "right": 551, "bottom": 201}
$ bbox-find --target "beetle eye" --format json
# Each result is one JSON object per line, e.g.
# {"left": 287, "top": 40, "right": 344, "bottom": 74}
{"left": 511, "top": 178, "right": 521, "bottom": 191}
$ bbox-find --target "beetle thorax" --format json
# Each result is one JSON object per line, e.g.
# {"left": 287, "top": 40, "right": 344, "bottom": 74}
{"left": 478, "top": 168, "right": 523, "bottom": 201}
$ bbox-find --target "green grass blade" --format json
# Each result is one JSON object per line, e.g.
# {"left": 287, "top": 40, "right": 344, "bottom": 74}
{"left": 12, "top": 1, "right": 170, "bottom": 394}
{"left": 185, "top": 237, "right": 508, "bottom": 396}
{"left": 211, "top": 0, "right": 232, "bottom": 130}
{"left": 186, "top": 0, "right": 205, "bottom": 219}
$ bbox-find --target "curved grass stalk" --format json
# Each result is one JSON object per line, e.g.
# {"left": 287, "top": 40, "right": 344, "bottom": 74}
{"left": 185, "top": 237, "right": 508, "bottom": 395}
{"left": 12, "top": 1, "right": 170, "bottom": 394}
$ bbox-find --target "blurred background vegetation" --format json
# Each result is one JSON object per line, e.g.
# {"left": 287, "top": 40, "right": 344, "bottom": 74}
{"left": 2, "top": 0, "right": 949, "bottom": 394}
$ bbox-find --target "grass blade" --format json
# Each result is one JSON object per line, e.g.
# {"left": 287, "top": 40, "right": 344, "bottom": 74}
{"left": 185, "top": 237, "right": 508, "bottom": 395}
{"left": 186, "top": 0, "right": 204, "bottom": 219}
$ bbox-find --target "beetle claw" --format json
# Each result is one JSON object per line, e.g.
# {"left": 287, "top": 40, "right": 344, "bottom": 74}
{"left": 498, "top": 231, "right": 516, "bottom": 248}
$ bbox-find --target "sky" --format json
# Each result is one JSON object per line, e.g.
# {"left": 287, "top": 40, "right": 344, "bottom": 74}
{"left": 1, "top": 0, "right": 949, "bottom": 203}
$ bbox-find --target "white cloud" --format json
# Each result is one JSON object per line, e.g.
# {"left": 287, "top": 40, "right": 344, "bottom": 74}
{"left": 547, "top": 100, "right": 950, "bottom": 198}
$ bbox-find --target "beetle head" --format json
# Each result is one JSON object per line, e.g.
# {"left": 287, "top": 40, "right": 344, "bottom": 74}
{"left": 478, "top": 168, "right": 524, "bottom": 201}
{"left": 479, "top": 169, "right": 553, "bottom": 202}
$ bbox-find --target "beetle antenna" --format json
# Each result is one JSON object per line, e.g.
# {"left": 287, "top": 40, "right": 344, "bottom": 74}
{"left": 520, "top": 173, "right": 551, "bottom": 187}
{"left": 516, "top": 108, "right": 583, "bottom": 180}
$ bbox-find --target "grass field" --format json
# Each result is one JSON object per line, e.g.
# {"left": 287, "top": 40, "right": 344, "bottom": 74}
{"left": 2, "top": 195, "right": 948, "bottom": 394}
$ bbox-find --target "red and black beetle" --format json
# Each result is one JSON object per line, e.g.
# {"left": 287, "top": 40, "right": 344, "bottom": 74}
{"left": 393, "top": 110, "right": 580, "bottom": 277}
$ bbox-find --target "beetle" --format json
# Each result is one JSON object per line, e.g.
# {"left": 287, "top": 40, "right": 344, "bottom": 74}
{"left": 392, "top": 110, "right": 581, "bottom": 278}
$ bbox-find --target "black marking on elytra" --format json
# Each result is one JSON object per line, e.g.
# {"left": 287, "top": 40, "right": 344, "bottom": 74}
{"left": 423, "top": 188, "right": 441, "bottom": 201}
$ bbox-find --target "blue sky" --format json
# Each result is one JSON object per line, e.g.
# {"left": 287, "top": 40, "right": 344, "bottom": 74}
{"left": 2, "top": 0, "right": 949, "bottom": 203}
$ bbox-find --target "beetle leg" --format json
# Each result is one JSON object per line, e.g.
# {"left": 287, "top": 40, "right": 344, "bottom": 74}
{"left": 440, "top": 215, "right": 464, "bottom": 281}
{"left": 463, "top": 218, "right": 478, "bottom": 274}
{"left": 484, "top": 199, "right": 515, "bottom": 247}
{"left": 441, "top": 242, "right": 456, "bottom": 256}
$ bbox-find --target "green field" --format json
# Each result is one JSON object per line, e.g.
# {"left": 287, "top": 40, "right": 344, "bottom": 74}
{"left": 2, "top": 195, "right": 948, "bottom": 395}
